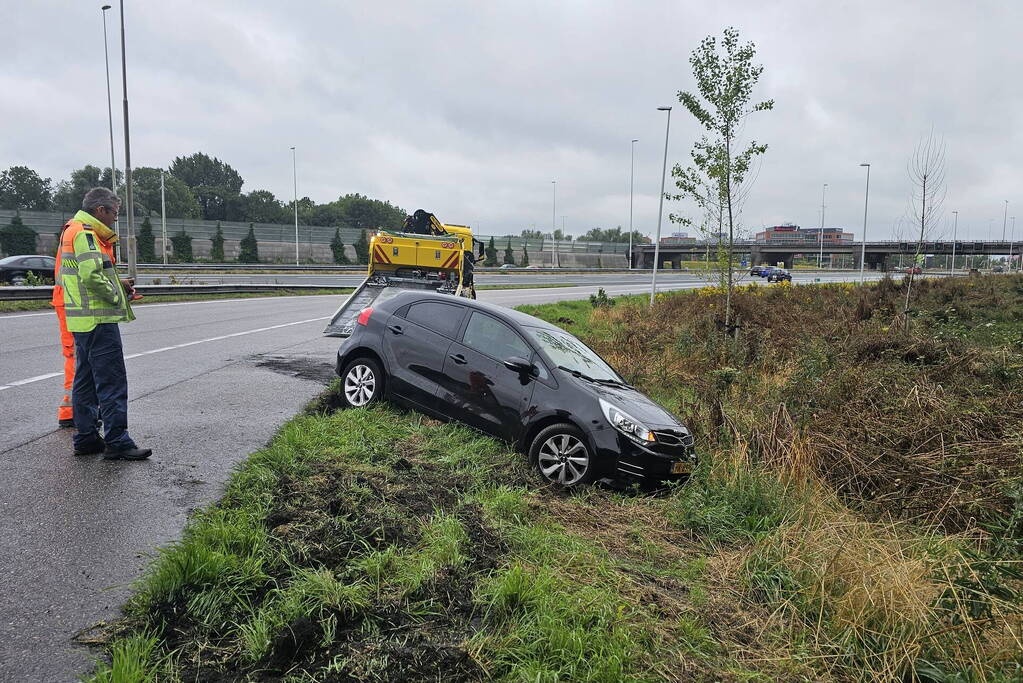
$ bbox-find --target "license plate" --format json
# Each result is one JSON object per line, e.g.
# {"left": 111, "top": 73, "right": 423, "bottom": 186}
{"left": 671, "top": 461, "right": 692, "bottom": 475}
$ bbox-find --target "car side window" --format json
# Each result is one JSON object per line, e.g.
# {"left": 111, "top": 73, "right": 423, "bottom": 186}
{"left": 462, "top": 312, "right": 531, "bottom": 361}
{"left": 25, "top": 257, "right": 47, "bottom": 268}
{"left": 403, "top": 301, "right": 465, "bottom": 339}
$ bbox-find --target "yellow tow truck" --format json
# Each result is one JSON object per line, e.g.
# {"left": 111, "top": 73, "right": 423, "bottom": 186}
{"left": 323, "top": 210, "right": 483, "bottom": 337}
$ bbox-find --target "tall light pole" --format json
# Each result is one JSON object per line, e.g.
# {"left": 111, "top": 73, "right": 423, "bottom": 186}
{"left": 629, "top": 138, "right": 638, "bottom": 270}
{"left": 650, "top": 106, "right": 671, "bottom": 307}
{"left": 291, "top": 147, "right": 299, "bottom": 265}
{"left": 1002, "top": 199, "right": 1008, "bottom": 241}
{"left": 817, "top": 183, "right": 828, "bottom": 269}
{"left": 160, "top": 170, "right": 167, "bottom": 264}
{"left": 859, "top": 164, "right": 870, "bottom": 283}
{"left": 118, "top": 0, "right": 137, "bottom": 279}
{"left": 551, "top": 180, "right": 557, "bottom": 268}
{"left": 1010, "top": 216, "right": 1016, "bottom": 271}
{"left": 101, "top": 4, "right": 123, "bottom": 264}
{"left": 950, "top": 210, "right": 958, "bottom": 276}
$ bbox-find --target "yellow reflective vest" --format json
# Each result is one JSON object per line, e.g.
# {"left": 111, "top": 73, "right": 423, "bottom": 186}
{"left": 59, "top": 210, "right": 134, "bottom": 332}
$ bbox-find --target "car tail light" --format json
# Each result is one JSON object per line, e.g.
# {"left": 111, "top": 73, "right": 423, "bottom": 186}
{"left": 357, "top": 308, "right": 373, "bottom": 326}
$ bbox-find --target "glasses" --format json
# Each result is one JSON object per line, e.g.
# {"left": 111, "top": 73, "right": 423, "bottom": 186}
{"left": 102, "top": 206, "right": 121, "bottom": 217}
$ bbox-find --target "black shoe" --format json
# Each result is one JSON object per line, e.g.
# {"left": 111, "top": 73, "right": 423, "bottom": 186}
{"left": 74, "top": 439, "right": 106, "bottom": 456}
{"left": 59, "top": 419, "right": 75, "bottom": 429}
{"left": 103, "top": 446, "right": 152, "bottom": 461}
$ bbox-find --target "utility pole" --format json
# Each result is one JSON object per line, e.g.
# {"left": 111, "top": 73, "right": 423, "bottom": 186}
{"left": 100, "top": 5, "right": 121, "bottom": 262}
{"left": 950, "top": 210, "right": 958, "bottom": 276}
{"left": 551, "top": 180, "right": 557, "bottom": 268}
{"left": 160, "top": 170, "right": 167, "bottom": 264}
{"left": 1002, "top": 200, "right": 1008, "bottom": 241}
{"left": 629, "top": 139, "right": 637, "bottom": 270}
{"left": 291, "top": 147, "right": 299, "bottom": 265}
{"left": 818, "top": 183, "right": 827, "bottom": 269}
{"left": 650, "top": 106, "right": 671, "bottom": 306}
{"left": 859, "top": 164, "right": 870, "bottom": 283}
{"left": 118, "top": 0, "right": 137, "bottom": 279}
{"left": 1010, "top": 216, "right": 1016, "bottom": 271}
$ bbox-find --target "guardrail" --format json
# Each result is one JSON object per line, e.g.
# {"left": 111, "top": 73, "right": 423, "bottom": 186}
{"left": 0, "top": 283, "right": 345, "bottom": 302}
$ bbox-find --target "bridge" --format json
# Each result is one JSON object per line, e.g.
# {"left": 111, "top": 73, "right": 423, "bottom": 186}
{"left": 631, "top": 240, "right": 1020, "bottom": 270}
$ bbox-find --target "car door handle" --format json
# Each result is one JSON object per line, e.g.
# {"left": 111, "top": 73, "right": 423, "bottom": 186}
{"left": 387, "top": 324, "right": 404, "bottom": 335}
{"left": 449, "top": 353, "right": 467, "bottom": 365}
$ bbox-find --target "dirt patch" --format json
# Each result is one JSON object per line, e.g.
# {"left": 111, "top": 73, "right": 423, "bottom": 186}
{"left": 254, "top": 354, "right": 336, "bottom": 384}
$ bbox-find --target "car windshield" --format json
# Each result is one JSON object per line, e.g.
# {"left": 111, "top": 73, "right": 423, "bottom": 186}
{"left": 523, "top": 326, "right": 622, "bottom": 382}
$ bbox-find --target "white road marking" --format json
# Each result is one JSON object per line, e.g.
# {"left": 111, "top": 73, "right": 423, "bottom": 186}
{"left": 0, "top": 294, "right": 342, "bottom": 319}
{"left": 0, "top": 316, "right": 330, "bottom": 391}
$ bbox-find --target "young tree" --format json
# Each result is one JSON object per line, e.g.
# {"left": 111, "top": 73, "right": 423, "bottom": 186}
{"left": 669, "top": 27, "right": 773, "bottom": 328}
{"left": 330, "top": 227, "right": 350, "bottom": 264}
{"left": 170, "top": 230, "right": 193, "bottom": 262}
{"left": 137, "top": 217, "right": 156, "bottom": 262}
{"left": 521, "top": 243, "right": 530, "bottom": 267}
{"left": 0, "top": 214, "right": 37, "bottom": 255}
{"left": 484, "top": 236, "right": 499, "bottom": 266}
{"left": 903, "top": 130, "right": 947, "bottom": 322}
{"left": 354, "top": 229, "right": 370, "bottom": 265}
{"left": 211, "top": 222, "right": 225, "bottom": 261}
{"left": 503, "top": 238, "right": 516, "bottom": 265}
{"left": 238, "top": 224, "right": 260, "bottom": 263}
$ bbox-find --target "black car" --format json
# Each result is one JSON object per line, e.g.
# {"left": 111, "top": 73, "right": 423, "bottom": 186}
{"left": 0, "top": 254, "right": 56, "bottom": 284}
{"left": 335, "top": 291, "right": 696, "bottom": 488}
{"left": 766, "top": 267, "right": 792, "bottom": 283}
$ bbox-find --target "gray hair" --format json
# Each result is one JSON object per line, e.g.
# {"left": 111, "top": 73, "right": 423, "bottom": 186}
{"left": 82, "top": 187, "right": 121, "bottom": 212}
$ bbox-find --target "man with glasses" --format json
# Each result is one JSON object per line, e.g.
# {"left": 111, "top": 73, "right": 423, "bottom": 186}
{"left": 57, "top": 187, "right": 151, "bottom": 460}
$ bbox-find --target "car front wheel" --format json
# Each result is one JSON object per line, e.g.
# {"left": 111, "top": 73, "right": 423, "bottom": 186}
{"left": 340, "top": 357, "right": 384, "bottom": 408}
{"left": 529, "top": 423, "right": 596, "bottom": 488}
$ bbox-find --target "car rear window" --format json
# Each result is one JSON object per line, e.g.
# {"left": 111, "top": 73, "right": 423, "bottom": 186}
{"left": 403, "top": 301, "right": 465, "bottom": 339}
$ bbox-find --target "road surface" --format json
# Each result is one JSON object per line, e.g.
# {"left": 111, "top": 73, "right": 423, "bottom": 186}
{"left": 0, "top": 272, "right": 893, "bottom": 681}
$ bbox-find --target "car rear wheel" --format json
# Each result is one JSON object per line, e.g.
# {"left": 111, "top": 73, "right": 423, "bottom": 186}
{"left": 340, "top": 357, "right": 384, "bottom": 408}
{"left": 529, "top": 423, "right": 596, "bottom": 488}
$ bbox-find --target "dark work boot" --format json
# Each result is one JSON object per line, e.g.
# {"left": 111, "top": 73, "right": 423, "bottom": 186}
{"left": 59, "top": 419, "right": 75, "bottom": 429}
{"left": 103, "top": 446, "right": 153, "bottom": 461}
{"left": 73, "top": 438, "right": 106, "bottom": 456}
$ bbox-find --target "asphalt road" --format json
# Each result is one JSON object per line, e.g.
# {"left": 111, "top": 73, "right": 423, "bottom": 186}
{"left": 0, "top": 271, "right": 899, "bottom": 681}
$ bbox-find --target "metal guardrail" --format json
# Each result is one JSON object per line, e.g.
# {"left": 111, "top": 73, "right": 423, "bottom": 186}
{"left": 0, "top": 283, "right": 345, "bottom": 302}
{"left": 127, "top": 263, "right": 632, "bottom": 273}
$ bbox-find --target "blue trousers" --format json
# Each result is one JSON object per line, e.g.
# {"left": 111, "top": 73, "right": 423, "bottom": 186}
{"left": 72, "top": 323, "right": 135, "bottom": 450}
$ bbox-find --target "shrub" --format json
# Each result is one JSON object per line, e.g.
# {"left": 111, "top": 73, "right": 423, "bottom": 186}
{"left": 0, "top": 214, "right": 36, "bottom": 255}
{"left": 354, "top": 229, "right": 369, "bottom": 265}
{"left": 210, "top": 222, "right": 225, "bottom": 262}
{"left": 238, "top": 224, "right": 259, "bottom": 263}
{"left": 170, "top": 230, "right": 192, "bottom": 262}
{"left": 330, "top": 227, "right": 349, "bottom": 264}
{"left": 136, "top": 216, "right": 156, "bottom": 262}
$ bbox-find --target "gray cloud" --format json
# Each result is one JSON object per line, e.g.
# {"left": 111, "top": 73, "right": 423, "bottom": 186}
{"left": 2, "top": 1, "right": 1021, "bottom": 241}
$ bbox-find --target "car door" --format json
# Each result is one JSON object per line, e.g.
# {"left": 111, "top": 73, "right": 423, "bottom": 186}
{"left": 382, "top": 300, "right": 466, "bottom": 409}
{"left": 438, "top": 311, "right": 537, "bottom": 441}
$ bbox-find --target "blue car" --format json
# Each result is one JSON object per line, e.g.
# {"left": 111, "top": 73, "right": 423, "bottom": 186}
{"left": 750, "top": 265, "right": 772, "bottom": 277}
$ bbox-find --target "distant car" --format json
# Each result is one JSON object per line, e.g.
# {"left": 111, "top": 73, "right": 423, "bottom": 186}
{"left": 498, "top": 264, "right": 519, "bottom": 270}
{"left": 525, "top": 264, "right": 544, "bottom": 269}
{"left": 0, "top": 254, "right": 56, "bottom": 284}
{"left": 905, "top": 266, "right": 922, "bottom": 275}
{"left": 334, "top": 291, "right": 697, "bottom": 488}
{"left": 766, "top": 268, "right": 792, "bottom": 283}
{"left": 992, "top": 265, "right": 1005, "bottom": 273}
{"left": 750, "top": 265, "right": 772, "bottom": 276}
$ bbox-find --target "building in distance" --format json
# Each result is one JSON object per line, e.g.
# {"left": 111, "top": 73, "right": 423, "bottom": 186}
{"left": 755, "top": 223, "right": 853, "bottom": 244}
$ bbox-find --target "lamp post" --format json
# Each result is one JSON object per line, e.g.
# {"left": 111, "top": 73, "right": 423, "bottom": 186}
{"left": 650, "top": 106, "right": 671, "bottom": 307}
{"left": 950, "top": 210, "right": 958, "bottom": 276}
{"left": 859, "top": 164, "right": 870, "bottom": 283}
{"left": 551, "top": 180, "right": 557, "bottom": 268}
{"left": 160, "top": 170, "right": 167, "bottom": 264}
{"left": 1010, "top": 216, "right": 1016, "bottom": 271}
{"left": 629, "top": 138, "right": 638, "bottom": 270}
{"left": 118, "top": 0, "right": 137, "bottom": 279}
{"left": 1002, "top": 200, "right": 1008, "bottom": 241}
{"left": 291, "top": 147, "right": 299, "bottom": 265}
{"left": 101, "top": 4, "right": 124, "bottom": 264}
{"left": 818, "top": 183, "right": 827, "bottom": 269}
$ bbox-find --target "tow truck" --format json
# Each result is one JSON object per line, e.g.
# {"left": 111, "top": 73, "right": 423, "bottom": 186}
{"left": 323, "top": 210, "right": 483, "bottom": 337}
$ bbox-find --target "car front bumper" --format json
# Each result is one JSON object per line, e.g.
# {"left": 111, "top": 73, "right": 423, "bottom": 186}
{"left": 588, "top": 425, "right": 697, "bottom": 486}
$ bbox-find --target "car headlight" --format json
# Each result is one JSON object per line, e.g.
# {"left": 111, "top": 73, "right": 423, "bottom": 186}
{"left": 599, "top": 398, "right": 656, "bottom": 444}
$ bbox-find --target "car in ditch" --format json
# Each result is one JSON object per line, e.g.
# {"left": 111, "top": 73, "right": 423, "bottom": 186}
{"left": 334, "top": 291, "right": 696, "bottom": 488}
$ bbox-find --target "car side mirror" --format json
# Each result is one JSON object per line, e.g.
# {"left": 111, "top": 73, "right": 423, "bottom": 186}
{"left": 503, "top": 356, "right": 534, "bottom": 376}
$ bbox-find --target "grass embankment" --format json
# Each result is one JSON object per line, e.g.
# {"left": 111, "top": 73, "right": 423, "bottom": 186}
{"left": 87, "top": 276, "right": 1023, "bottom": 681}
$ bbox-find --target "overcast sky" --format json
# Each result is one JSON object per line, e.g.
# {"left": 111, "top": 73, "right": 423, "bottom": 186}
{"left": 4, "top": 1, "right": 1021, "bottom": 241}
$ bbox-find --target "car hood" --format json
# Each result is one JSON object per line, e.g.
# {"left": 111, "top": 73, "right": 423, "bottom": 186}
{"left": 571, "top": 378, "right": 686, "bottom": 430}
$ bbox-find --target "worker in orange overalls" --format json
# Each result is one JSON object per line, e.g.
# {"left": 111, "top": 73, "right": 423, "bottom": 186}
{"left": 51, "top": 211, "right": 120, "bottom": 428}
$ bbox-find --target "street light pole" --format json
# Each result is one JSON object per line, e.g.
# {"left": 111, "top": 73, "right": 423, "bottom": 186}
{"left": 818, "top": 183, "right": 827, "bottom": 269}
{"left": 100, "top": 4, "right": 123, "bottom": 264}
{"left": 118, "top": 0, "right": 137, "bottom": 279}
{"left": 160, "top": 170, "right": 167, "bottom": 264}
{"left": 650, "top": 106, "right": 671, "bottom": 307}
{"left": 1010, "top": 216, "right": 1016, "bottom": 272}
{"left": 629, "top": 139, "right": 637, "bottom": 270}
{"left": 551, "top": 180, "right": 557, "bottom": 268}
{"left": 1002, "top": 199, "right": 1008, "bottom": 241}
{"left": 950, "top": 210, "right": 958, "bottom": 276}
{"left": 859, "top": 164, "right": 870, "bottom": 283}
{"left": 291, "top": 147, "right": 299, "bottom": 265}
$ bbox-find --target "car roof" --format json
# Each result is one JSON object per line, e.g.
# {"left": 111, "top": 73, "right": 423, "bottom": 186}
{"left": 380, "top": 290, "right": 561, "bottom": 331}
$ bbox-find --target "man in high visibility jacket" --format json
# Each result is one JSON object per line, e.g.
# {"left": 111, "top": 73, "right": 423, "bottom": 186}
{"left": 61, "top": 187, "right": 151, "bottom": 460}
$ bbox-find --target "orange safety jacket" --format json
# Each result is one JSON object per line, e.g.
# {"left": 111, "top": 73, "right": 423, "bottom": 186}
{"left": 52, "top": 218, "right": 117, "bottom": 308}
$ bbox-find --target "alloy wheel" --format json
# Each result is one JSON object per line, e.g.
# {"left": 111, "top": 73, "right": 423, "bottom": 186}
{"left": 344, "top": 364, "right": 376, "bottom": 406}
{"left": 536, "top": 433, "right": 589, "bottom": 486}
